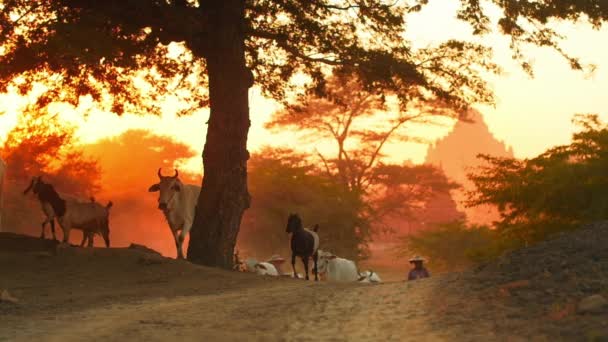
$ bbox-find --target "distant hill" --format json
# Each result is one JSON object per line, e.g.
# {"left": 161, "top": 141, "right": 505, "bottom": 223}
{"left": 425, "top": 110, "right": 514, "bottom": 225}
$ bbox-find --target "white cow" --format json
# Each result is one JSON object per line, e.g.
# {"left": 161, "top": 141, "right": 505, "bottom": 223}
{"left": 0, "top": 156, "right": 5, "bottom": 232}
{"left": 254, "top": 262, "right": 279, "bottom": 276}
{"left": 148, "top": 168, "right": 201, "bottom": 259}
{"left": 358, "top": 270, "right": 382, "bottom": 283}
{"left": 316, "top": 250, "right": 359, "bottom": 282}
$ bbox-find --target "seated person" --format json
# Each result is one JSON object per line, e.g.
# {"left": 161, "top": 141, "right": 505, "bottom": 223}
{"left": 407, "top": 256, "right": 430, "bottom": 281}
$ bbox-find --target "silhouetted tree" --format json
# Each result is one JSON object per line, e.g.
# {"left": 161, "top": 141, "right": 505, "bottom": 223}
{"left": 0, "top": 1, "right": 605, "bottom": 268}
{"left": 242, "top": 147, "right": 457, "bottom": 260}
{"left": 467, "top": 114, "right": 608, "bottom": 245}
{"left": 267, "top": 74, "right": 460, "bottom": 257}
{"left": 0, "top": 107, "right": 100, "bottom": 235}
{"left": 241, "top": 147, "right": 362, "bottom": 260}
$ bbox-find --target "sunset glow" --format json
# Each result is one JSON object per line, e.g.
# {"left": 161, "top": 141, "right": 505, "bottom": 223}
{"left": 1, "top": 1, "right": 607, "bottom": 257}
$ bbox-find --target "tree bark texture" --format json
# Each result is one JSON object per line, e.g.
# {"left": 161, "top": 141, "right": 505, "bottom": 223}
{"left": 187, "top": 0, "right": 251, "bottom": 268}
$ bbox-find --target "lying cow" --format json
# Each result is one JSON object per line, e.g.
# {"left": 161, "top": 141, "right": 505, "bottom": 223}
{"left": 148, "top": 168, "right": 201, "bottom": 259}
{"left": 316, "top": 250, "right": 359, "bottom": 282}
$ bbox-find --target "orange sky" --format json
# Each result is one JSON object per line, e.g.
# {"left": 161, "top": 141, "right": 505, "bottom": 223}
{"left": 1, "top": 2, "right": 607, "bottom": 173}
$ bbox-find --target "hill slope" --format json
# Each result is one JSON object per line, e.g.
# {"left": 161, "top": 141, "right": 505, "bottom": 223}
{"left": 1, "top": 224, "right": 607, "bottom": 341}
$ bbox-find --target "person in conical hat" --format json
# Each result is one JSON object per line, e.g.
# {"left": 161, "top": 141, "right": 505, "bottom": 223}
{"left": 407, "top": 255, "right": 430, "bottom": 281}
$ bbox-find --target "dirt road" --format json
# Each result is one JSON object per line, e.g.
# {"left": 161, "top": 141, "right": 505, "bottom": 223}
{"left": 1, "top": 229, "right": 607, "bottom": 341}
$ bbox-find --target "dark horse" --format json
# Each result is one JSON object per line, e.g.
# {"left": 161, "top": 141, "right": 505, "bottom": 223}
{"left": 286, "top": 213, "right": 319, "bottom": 281}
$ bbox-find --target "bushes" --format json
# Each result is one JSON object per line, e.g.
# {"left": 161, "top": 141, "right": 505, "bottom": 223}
{"left": 467, "top": 114, "right": 608, "bottom": 246}
{"left": 397, "top": 221, "right": 505, "bottom": 272}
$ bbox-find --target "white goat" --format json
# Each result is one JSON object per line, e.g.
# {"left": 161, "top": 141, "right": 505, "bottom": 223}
{"left": 23, "top": 176, "right": 112, "bottom": 247}
{"left": 58, "top": 197, "right": 112, "bottom": 248}
{"left": 316, "top": 250, "right": 359, "bottom": 282}
{"left": 358, "top": 270, "right": 382, "bottom": 283}
{"left": 254, "top": 262, "right": 279, "bottom": 276}
{"left": 148, "top": 168, "right": 201, "bottom": 259}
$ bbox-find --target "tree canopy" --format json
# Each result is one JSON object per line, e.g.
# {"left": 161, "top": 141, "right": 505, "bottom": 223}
{"left": 467, "top": 114, "right": 608, "bottom": 245}
{"left": 1, "top": 0, "right": 606, "bottom": 267}
{"left": 0, "top": 107, "right": 101, "bottom": 235}
{"left": 3, "top": 1, "right": 603, "bottom": 114}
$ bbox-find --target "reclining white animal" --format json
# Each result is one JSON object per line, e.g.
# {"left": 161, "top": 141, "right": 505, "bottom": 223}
{"left": 254, "top": 262, "right": 279, "bottom": 276}
{"left": 148, "top": 168, "right": 201, "bottom": 259}
{"left": 358, "top": 270, "right": 382, "bottom": 283}
{"left": 316, "top": 250, "right": 359, "bottom": 282}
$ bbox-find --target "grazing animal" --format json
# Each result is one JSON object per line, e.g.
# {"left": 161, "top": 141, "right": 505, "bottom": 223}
{"left": 316, "top": 250, "right": 359, "bottom": 282}
{"left": 148, "top": 168, "right": 201, "bottom": 259}
{"left": 358, "top": 270, "right": 382, "bottom": 283}
{"left": 23, "top": 176, "right": 112, "bottom": 247}
{"left": 254, "top": 262, "right": 279, "bottom": 276}
{"left": 285, "top": 213, "right": 319, "bottom": 281}
{"left": 0, "top": 156, "right": 5, "bottom": 232}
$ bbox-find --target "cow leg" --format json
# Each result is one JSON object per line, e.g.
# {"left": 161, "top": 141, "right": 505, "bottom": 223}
{"left": 178, "top": 229, "right": 188, "bottom": 258}
{"left": 291, "top": 253, "right": 297, "bottom": 279}
{"left": 302, "top": 256, "right": 310, "bottom": 281}
{"left": 174, "top": 230, "right": 184, "bottom": 259}
{"left": 80, "top": 232, "right": 87, "bottom": 247}
{"left": 313, "top": 251, "right": 319, "bottom": 281}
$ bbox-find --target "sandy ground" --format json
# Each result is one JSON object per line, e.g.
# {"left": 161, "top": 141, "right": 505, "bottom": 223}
{"left": 1, "top": 228, "right": 607, "bottom": 341}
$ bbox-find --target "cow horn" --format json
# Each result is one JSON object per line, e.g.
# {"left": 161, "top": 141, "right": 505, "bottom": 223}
{"left": 173, "top": 169, "right": 178, "bottom": 178}
{"left": 157, "top": 168, "right": 163, "bottom": 178}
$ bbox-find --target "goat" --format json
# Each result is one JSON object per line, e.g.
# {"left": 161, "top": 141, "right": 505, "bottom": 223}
{"left": 23, "top": 176, "right": 65, "bottom": 241}
{"left": 23, "top": 176, "right": 112, "bottom": 247}
{"left": 148, "top": 168, "right": 201, "bottom": 259}
{"left": 358, "top": 270, "right": 382, "bottom": 283}
{"left": 316, "top": 250, "right": 359, "bottom": 282}
{"left": 285, "top": 213, "right": 319, "bottom": 281}
{"left": 254, "top": 262, "right": 279, "bottom": 276}
{"left": 0, "top": 156, "right": 5, "bottom": 232}
{"left": 58, "top": 197, "right": 112, "bottom": 248}
{"left": 78, "top": 198, "right": 113, "bottom": 247}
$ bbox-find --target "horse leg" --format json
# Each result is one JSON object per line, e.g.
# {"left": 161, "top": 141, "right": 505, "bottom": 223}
{"left": 302, "top": 256, "right": 310, "bottom": 281}
{"left": 313, "top": 251, "right": 319, "bottom": 281}
{"left": 291, "top": 253, "right": 297, "bottom": 279}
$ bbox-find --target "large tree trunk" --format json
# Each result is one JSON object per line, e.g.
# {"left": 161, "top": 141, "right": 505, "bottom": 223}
{"left": 187, "top": 0, "right": 251, "bottom": 268}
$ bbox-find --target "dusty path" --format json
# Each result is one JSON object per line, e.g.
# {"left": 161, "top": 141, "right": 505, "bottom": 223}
{"left": 7, "top": 279, "right": 448, "bottom": 342}
{"left": 1, "top": 229, "right": 607, "bottom": 341}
